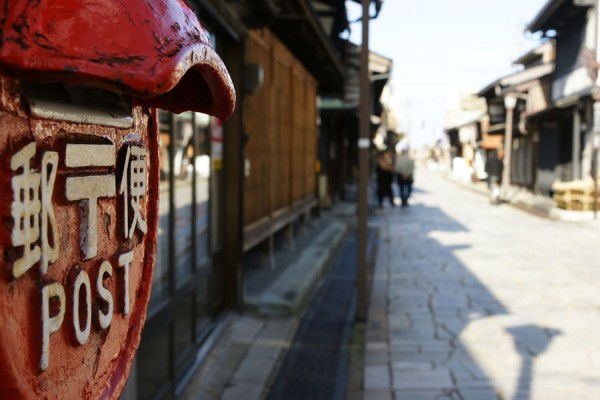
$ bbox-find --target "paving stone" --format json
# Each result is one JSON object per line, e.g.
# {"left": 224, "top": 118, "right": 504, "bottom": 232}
{"left": 445, "top": 359, "right": 488, "bottom": 381}
{"left": 221, "top": 381, "right": 262, "bottom": 400}
{"left": 392, "top": 368, "right": 454, "bottom": 390}
{"left": 364, "top": 365, "right": 391, "bottom": 390}
{"left": 391, "top": 361, "right": 433, "bottom": 371}
{"left": 182, "top": 386, "right": 217, "bottom": 400}
{"left": 365, "top": 348, "right": 389, "bottom": 365}
{"left": 453, "top": 377, "right": 496, "bottom": 390}
{"left": 389, "top": 314, "right": 411, "bottom": 330}
{"left": 182, "top": 366, "right": 229, "bottom": 400}
{"left": 233, "top": 357, "right": 274, "bottom": 383}
{"left": 229, "top": 316, "right": 265, "bottom": 343}
{"left": 259, "top": 318, "right": 296, "bottom": 341}
{"left": 218, "top": 342, "right": 248, "bottom": 373}
{"left": 458, "top": 387, "right": 500, "bottom": 400}
{"left": 246, "top": 342, "right": 283, "bottom": 361}
{"left": 395, "top": 389, "right": 459, "bottom": 400}
{"left": 362, "top": 389, "right": 393, "bottom": 400}
{"left": 197, "top": 367, "right": 231, "bottom": 396}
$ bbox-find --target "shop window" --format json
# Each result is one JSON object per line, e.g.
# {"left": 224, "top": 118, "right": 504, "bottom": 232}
{"left": 150, "top": 111, "right": 173, "bottom": 307}
{"left": 140, "top": 109, "right": 216, "bottom": 397}
{"left": 194, "top": 113, "right": 212, "bottom": 267}
{"left": 137, "top": 327, "right": 170, "bottom": 400}
{"left": 174, "top": 295, "right": 195, "bottom": 375}
{"left": 173, "top": 112, "right": 195, "bottom": 286}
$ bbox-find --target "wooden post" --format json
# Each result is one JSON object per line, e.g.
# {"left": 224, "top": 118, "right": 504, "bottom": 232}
{"left": 502, "top": 95, "right": 516, "bottom": 198}
{"left": 223, "top": 42, "right": 245, "bottom": 310}
{"left": 357, "top": 0, "right": 370, "bottom": 322}
{"left": 573, "top": 109, "right": 581, "bottom": 180}
{"left": 593, "top": 138, "right": 599, "bottom": 219}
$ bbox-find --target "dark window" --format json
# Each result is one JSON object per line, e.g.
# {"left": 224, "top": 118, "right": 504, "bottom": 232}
{"left": 554, "top": 11, "right": 587, "bottom": 79}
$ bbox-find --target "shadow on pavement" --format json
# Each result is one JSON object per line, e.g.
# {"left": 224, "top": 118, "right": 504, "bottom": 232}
{"left": 507, "top": 325, "right": 562, "bottom": 400}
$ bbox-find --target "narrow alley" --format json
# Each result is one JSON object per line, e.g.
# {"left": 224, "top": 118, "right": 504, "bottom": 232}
{"left": 361, "top": 168, "right": 600, "bottom": 400}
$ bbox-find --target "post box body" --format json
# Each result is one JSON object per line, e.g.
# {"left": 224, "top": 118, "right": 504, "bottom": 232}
{"left": 0, "top": 1, "right": 235, "bottom": 399}
{"left": 0, "top": 74, "right": 159, "bottom": 400}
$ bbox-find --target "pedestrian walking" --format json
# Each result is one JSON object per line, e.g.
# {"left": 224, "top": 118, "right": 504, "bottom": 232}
{"left": 484, "top": 149, "right": 504, "bottom": 188}
{"left": 485, "top": 149, "right": 504, "bottom": 204}
{"left": 376, "top": 149, "right": 395, "bottom": 207}
{"left": 394, "top": 143, "right": 415, "bottom": 207}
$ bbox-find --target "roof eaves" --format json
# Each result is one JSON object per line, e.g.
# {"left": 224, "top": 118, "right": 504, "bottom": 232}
{"left": 526, "top": 0, "right": 565, "bottom": 33}
{"left": 477, "top": 79, "right": 502, "bottom": 98}
{"left": 499, "top": 63, "right": 554, "bottom": 87}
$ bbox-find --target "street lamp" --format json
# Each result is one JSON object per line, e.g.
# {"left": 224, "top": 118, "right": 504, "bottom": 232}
{"left": 502, "top": 94, "right": 517, "bottom": 197}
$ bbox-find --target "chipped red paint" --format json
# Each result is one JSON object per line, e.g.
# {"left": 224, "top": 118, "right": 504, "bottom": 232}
{"left": 0, "top": 0, "right": 236, "bottom": 119}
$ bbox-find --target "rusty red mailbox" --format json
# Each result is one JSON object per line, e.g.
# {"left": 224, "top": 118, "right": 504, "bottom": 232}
{"left": 0, "top": 1, "right": 235, "bottom": 399}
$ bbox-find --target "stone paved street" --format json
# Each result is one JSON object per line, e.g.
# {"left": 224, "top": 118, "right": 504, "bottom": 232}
{"left": 362, "top": 168, "right": 600, "bottom": 400}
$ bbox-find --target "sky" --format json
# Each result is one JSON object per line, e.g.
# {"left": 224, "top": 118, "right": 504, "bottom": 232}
{"left": 345, "top": 0, "right": 549, "bottom": 147}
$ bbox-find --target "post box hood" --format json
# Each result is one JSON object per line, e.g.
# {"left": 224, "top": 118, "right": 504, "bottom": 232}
{"left": 0, "top": 0, "right": 236, "bottom": 119}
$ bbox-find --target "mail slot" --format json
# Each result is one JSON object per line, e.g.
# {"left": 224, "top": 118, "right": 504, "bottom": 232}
{"left": 0, "top": 1, "right": 235, "bottom": 399}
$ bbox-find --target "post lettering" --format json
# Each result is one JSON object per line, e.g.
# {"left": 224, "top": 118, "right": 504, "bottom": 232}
{"left": 96, "top": 260, "right": 114, "bottom": 330}
{"left": 40, "top": 151, "right": 59, "bottom": 274}
{"left": 119, "top": 145, "right": 148, "bottom": 239}
{"left": 72, "top": 270, "right": 91, "bottom": 345}
{"left": 10, "top": 143, "right": 41, "bottom": 278}
{"left": 118, "top": 251, "right": 134, "bottom": 316}
{"left": 7, "top": 141, "right": 147, "bottom": 374}
{"left": 41, "top": 282, "right": 65, "bottom": 371}
{"left": 65, "top": 144, "right": 116, "bottom": 259}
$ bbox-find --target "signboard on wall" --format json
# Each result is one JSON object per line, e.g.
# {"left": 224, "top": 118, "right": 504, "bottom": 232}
{"left": 211, "top": 117, "right": 224, "bottom": 170}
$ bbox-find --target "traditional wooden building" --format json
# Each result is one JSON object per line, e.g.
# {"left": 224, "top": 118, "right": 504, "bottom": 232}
{"left": 526, "top": 0, "right": 599, "bottom": 195}
{"left": 444, "top": 93, "right": 487, "bottom": 181}
{"left": 477, "top": 42, "right": 555, "bottom": 191}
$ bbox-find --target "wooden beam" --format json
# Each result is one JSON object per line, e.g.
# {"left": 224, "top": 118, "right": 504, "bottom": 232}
{"left": 222, "top": 40, "right": 245, "bottom": 311}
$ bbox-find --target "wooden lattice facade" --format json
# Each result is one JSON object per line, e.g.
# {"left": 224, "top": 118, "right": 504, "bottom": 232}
{"left": 243, "top": 29, "right": 318, "bottom": 251}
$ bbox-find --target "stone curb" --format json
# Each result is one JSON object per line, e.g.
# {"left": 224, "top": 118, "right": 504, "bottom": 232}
{"left": 180, "top": 315, "right": 299, "bottom": 400}
{"left": 245, "top": 220, "right": 348, "bottom": 317}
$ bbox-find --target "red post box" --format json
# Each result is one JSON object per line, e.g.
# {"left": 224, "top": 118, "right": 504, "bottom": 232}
{"left": 0, "top": 1, "right": 235, "bottom": 399}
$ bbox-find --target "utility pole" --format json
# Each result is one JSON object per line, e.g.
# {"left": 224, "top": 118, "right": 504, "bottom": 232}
{"left": 502, "top": 94, "right": 517, "bottom": 198}
{"left": 593, "top": 134, "right": 599, "bottom": 219}
{"left": 357, "top": 0, "right": 370, "bottom": 322}
{"left": 593, "top": 102, "right": 600, "bottom": 219}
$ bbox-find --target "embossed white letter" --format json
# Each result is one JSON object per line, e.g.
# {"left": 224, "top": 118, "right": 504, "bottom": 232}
{"left": 73, "top": 270, "right": 91, "bottom": 345}
{"left": 41, "top": 282, "right": 65, "bottom": 371}
{"left": 97, "top": 260, "right": 114, "bottom": 330}
{"left": 118, "top": 251, "right": 134, "bottom": 316}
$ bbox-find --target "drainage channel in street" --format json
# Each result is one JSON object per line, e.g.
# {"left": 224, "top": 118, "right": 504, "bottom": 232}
{"left": 266, "top": 226, "right": 376, "bottom": 400}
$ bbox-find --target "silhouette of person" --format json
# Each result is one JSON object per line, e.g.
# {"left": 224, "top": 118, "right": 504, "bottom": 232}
{"left": 376, "top": 149, "right": 395, "bottom": 207}
{"left": 485, "top": 148, "right": 504, "bottom": 188}
{"left": 394, "top": 143, "right": 415, "bottom": 207}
